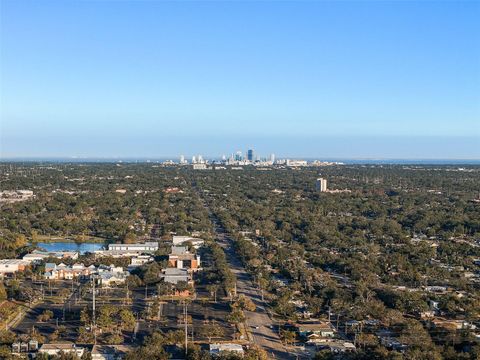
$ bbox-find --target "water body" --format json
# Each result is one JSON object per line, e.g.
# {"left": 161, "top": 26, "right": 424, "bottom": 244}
{"left": 36, "top": 242, "right": 104, "bottom": 254}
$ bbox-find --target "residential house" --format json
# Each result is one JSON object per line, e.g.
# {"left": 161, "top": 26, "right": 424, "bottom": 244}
{"left": 44, "top": 263, "right": 96, "bottom": 280}
{"left": 296, "top": 322, "right": 335, "bottom": 338}
{"left": 209, "top": 343, "right": 244, "bottom": 357}
{"left": 95, "top": 265, "right": 129, "bottom": 287}
{"left": 38, "top": 343, "right": 85, "bottom": 357}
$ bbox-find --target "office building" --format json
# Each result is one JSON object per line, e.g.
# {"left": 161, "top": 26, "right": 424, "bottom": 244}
{"left": 247, "top": 149, "right": 254, "bottom": 161}
{"left": 316, "top": 178, "right": 328, "bottom": 192}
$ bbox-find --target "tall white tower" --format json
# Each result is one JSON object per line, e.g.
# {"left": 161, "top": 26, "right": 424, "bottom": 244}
{"left": 316, "top": 178, "right": 328, "bottom": 192}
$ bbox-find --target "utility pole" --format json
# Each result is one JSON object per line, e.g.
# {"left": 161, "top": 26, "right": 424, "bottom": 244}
{"left": 92, "top": 276, "right": 97, "bottom": 344}
{"left": 184, "top": 301, "right": 188, "bottom": 356}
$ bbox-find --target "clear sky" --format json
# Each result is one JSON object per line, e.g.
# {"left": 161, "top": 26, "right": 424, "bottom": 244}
{"left": 1, "top": 0, "right": 479, "bottom": 159}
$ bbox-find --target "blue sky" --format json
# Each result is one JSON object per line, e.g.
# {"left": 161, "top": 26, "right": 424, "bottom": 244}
{"left": 1, "top": 0, "right": 479, "bottom": 159}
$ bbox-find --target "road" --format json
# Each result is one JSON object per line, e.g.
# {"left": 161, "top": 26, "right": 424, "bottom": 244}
{"left": 210, "top": 216, "right": 307, "bottom": 359}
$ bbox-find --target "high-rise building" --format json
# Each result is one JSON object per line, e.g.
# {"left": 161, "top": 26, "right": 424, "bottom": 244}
{"left": 235, "top": 151, "right": 243, "bottom": 161}
{"left": 247, "top": 149, "right": 254, "bottom": 162}
{"left": 270, "top": 153, "right": 275, "bottom": 164}
{"left": 180, "top": 155, "right": 185, "bottom": 164}
{"left": 198, "top": 155, "right": 204, "bottom": 163}
{"left": 316, "top": 178, "right": 328, "bottom": 192}
{"left": 192, "top": 156, "right": 197, "bottom": 164}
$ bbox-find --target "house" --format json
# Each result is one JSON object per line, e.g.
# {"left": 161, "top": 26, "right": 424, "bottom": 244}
{"left": 44, "top": 263, "right": 95, "bottom": 280}
{"left": 0, "top": 259, "right": 29, "bottom": 276}
{"left": 329, "top": 341, "right": 356, "bottom": 353}
{"left": 425, "top": 285, "right": 448, "bottom": 293}
{"left": 95, "top": 265, "right": 129, "bottom": 287}
{"left": 209, "top": 343, "right": 244, "bottom": 357}
{"left": 296, "top": 322, "right": 335, "bottom": 338}
{"left": 91, "top": 345, "right": 131, "bottom": 360}
{"left": 433, "top": 319, "right": 476, "bottom": 330}
{"left": 38, "top": 343, "right": 85, "bottom": 357}
{"left": 168, "top": 246, "right": 201, "bottom": 271}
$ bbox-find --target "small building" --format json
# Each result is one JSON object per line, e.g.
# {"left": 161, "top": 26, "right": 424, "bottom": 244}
{"left": 296, "top": 322, "right": 335, "bottom": 338}
{"left": 38, "top": 343, "right": 85, "bottom": 357}
{"left": 11, "top": 343, "right": 21, "bottom": 353}
{"left": 29, "top": 340, "right": 38, "bottom": 351}
{"left": 44, "top": 263, "right": 95, "bottom": 280}
{"left": 209, "top": 343, "right": 244, "bottom": 357}
{"left": 23, "top": 250, "right": 79, "bottom": 263}
{"left": 128, "top": 255, "right": 154, "bottom": 271}
{"left": 0, "top": 259, "right": 29, "bottom": 276}
{"left": 161, "top": 268, "right": 191, "bottom": 285}
{"left": 130, "top": 255, "right": 153, "bottom": 267}
{"left": 96, "top": 269, "right": 129, "bottom": 287}
{"left": 91, "top": 345, "right": 131, "bottom": 360}
{"left": 172, "top": 236, "right": 204, "bottom": 249}
{"left": 329, "top": 341, "right": 356, "bottom": 353}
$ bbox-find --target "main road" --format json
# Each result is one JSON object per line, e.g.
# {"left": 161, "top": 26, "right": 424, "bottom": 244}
{"left": 209, "top": 215, "right": 307, "bottom": 359}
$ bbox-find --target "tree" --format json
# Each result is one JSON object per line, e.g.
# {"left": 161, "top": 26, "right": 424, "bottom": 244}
{"left": 119, "top": 308, "right": 136, "bottom": 331}
{"left": 37, "top": 309, "right": 54, "bottom": 322}
{"left": 226, "top": 308, "right": 245, "bottom": 325}
{"left": 198, "top": 322, "right": 224, "bottom": 342}
{"left": 0, "top": 282, "right": 7, "bottom": 301}
{"left": 280, "top": 329, "right": 296, "bottom": 345}
{"left": 123, "top": 232, "right": 137, "bottom": 244}
{"left": 245, "top": 345, "right": 268, "bottom": 360}
{"left": 77, "top": 326, "right": 94, "bottom": 344}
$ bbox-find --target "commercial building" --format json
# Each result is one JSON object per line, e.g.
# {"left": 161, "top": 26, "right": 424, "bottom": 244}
{"left": 23, "top": 250, "right": 79, "bottom": 263}
{"left": 316, "top": 178, "right": 328, "bottom": 192}
{"left": 168, "top": 246, "right": 201, "bottom": 271}
{"left": 129, "top": 255, "right": 154, "bottom": 268}
{"left": 0, "top": 259, "right": 29, "bottom": 276}
{"left": 160, "top": 268, "right": 191, "bottom": 285}
{"left": 172, "top": 235, "right": 204, "bottom": 248}
{"left": 247, "top": 149, "right": 254, "bottom": 162}
{"left": 107, "top": 242, "right": 158, "bottom": 253}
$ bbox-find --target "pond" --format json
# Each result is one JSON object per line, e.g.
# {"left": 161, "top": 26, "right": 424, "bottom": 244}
{"left": 35, "top": 242, "right": 105, "bottom": 254}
